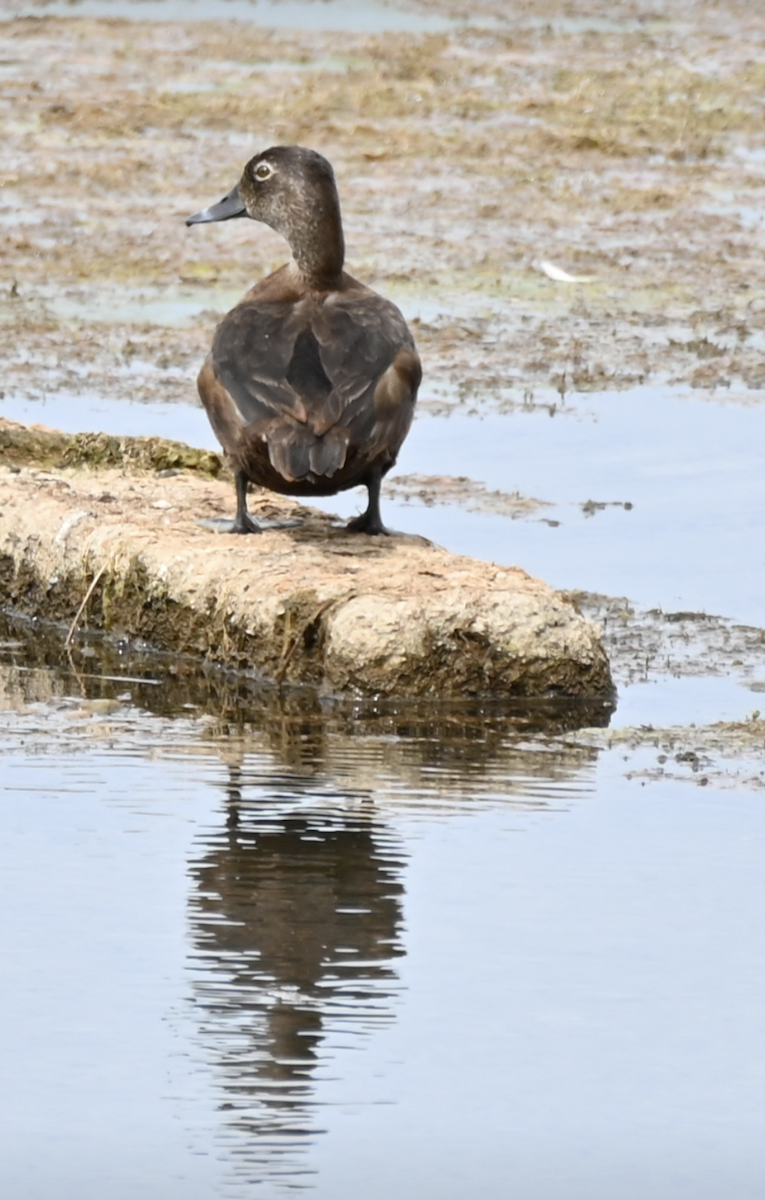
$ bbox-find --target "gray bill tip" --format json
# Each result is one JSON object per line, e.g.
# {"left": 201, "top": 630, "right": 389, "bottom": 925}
{"left": 185, "top": 184, "right": 247, "bottom": 226}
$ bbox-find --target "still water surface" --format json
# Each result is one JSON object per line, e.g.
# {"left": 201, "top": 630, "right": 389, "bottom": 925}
{"left": 6, "top": 0, "right": 461, "bottom": 31}
{"left": 1, "top": 632, "right": 764, "bottom": 1198}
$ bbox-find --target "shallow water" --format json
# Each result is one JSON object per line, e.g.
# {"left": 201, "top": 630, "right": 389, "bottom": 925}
{"left": 2, "top": 641, "right": 765, "bottom": 1199}
{"left": 5, "top": 365, "right": 763, "bottom": 1196}
{"left": 38, "top": 284, "right": 244, "bottom": 329}
{"left": 8, "top": 0, "right": 460, "bottom": 32}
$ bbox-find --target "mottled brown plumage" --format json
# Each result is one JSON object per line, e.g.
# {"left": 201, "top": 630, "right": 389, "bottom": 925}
{"left": 186, "top": 146, "right": 421, "bottom": 534}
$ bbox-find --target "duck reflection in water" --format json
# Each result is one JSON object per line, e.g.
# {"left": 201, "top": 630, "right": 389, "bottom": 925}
{"left": 187, "top": 764, "right": 405, "bottom": 1185}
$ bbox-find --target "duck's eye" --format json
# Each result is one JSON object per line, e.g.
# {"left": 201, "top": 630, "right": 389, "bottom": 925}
{"left": 254, "top": 162, "right": 273, "bottom": 182}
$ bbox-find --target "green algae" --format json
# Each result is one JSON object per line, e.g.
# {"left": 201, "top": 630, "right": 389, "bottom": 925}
{"left": 0, "top": 423, "right": 225, "bottom": 476}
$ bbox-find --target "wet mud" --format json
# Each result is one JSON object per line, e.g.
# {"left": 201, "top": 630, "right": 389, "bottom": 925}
{"left": 567, "top": 593, "right": 765, "bottom": 788}
{"left": 1, "top": 0, "right": 765, "bottom": 410}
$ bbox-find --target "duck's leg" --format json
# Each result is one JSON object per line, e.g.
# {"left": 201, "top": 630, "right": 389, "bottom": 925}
{"left": 232, "top": 469, "right": 262, "bottom": 535}
{"left": 346, "top": 467, "right": 389, "bottom": 536}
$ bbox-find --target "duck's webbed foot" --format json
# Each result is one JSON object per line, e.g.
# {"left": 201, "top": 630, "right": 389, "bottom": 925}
{"left": 346, "top": 469, "right": 390, "bottom": 536}
{"left": 231, "top": 511, "right": 262, "bottom": 535}
{"left": 232, "top": 470, "right": 262, "bottom": 535}
{"left": 346, "top": 510, "right": 389, "bottom": 536}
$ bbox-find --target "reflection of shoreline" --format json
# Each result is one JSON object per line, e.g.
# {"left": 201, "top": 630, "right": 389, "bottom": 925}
{"left": 0, "top": 610, "right": 615, "bottom": 739}
{"left": 187, "top": 766, "right": 405, "bottom": 1188}
{"left": 0, "top": 611, "right": 609, "bottom": 807}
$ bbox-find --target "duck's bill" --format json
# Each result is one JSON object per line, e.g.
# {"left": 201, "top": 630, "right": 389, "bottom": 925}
{"left": 186, "top": 184, "right": 247, "bottom": 225}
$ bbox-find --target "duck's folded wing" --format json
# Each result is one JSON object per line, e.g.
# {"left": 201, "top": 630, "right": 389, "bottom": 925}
{"left": 211, "top": 302, "right": 311, "bottom": 425}
{"left": 211, "top": 294, "right": 417, "bottom": 436}
{"left": 311, "top": 296, "right": 417, "bottom": 434}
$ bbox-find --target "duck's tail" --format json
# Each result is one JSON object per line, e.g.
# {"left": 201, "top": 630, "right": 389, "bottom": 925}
{"left": 266, "top": 424, "right": 351, "bottom": 483}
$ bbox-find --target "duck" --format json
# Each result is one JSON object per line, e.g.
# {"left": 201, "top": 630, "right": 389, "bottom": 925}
{"left": 186, "top": 145, "right": 421, "bottom": 535}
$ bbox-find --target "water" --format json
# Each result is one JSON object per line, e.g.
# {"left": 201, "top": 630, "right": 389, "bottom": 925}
{"left": 38, "top": 284, "right": 244, "bottom": 329}
{"left": 6, "top": 0, "right": 461, "bottom": 33}
{"left": 2, "top": 636, "right": 765, "bottom": 1199}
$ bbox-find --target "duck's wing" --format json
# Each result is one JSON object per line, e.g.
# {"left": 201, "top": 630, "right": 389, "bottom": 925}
{"left": 212, "top": 294, "right": 415, "bottom": 426}
{"left": 308, "top": 294, "right": 417, "bottom": 435}
{"left": 209, "top": 291, "right": 419, "bottom": 480}
{"left": 208, "top": 286, "right": 419, "bottom": 482}
{"left": 211, "top": 300, "right": 315, "bottom": 427}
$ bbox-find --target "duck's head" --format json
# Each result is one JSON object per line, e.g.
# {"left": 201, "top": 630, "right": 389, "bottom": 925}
{"left": 186, "top": 145, "right": 345, "bottom": 285}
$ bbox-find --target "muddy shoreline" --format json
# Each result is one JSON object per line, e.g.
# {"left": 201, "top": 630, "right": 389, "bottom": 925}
{"left": 1, "top": 2, "right": 765, "bottom": 411}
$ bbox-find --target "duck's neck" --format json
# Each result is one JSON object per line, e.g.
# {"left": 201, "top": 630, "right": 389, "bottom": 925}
{"left": 286, "top": 192, "right": 345, "bottom": 292}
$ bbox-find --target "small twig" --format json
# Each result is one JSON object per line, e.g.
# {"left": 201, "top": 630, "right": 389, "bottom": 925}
{"left": 65, "top": 643, "right": 86, "bottom": 696}
{"left": 65, "top": 563, "right": 107, "bottom": 647}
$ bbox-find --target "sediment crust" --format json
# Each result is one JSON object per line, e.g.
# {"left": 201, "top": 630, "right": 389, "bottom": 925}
{"left": 0, "top": 421, "right": 612, "bottom": 698}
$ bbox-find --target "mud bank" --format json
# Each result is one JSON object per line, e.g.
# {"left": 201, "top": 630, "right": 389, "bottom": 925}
{"left": 0, "top": 421, "right": 611, "bottom": 698}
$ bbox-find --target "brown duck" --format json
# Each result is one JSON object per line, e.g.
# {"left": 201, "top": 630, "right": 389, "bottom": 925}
{"left": 186, "top": 145, "right": 421, "bottom": 535}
